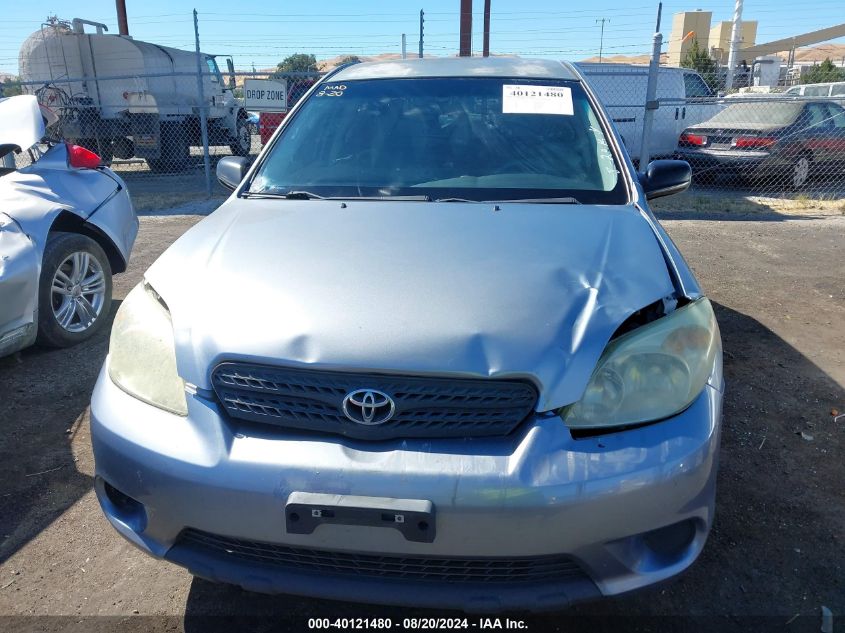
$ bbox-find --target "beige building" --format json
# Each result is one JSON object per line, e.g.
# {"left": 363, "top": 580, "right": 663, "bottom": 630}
{"left": 708, "top": 20, "right": 758, "bottom": 63}
{"left": 667, "top": 10, "right": 713, "bottom": 66}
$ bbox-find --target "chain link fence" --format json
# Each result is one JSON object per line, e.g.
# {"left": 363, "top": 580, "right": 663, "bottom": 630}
{"left": 3, "top": 71, "right": 322, "bottom": 207}
{"left": 580, "top": 61, "right": 845, "bottom": 198}
{"left": 4, "top": 62, "right": 845, "bottom": 208}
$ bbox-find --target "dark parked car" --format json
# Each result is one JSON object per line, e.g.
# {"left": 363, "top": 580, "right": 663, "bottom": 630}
{"left": 677, "top": 100, "right": 845, "bottom": 188}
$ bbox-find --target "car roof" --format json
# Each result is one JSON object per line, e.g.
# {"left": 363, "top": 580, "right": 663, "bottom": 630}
{"left": 329, "top": 57, "right": 581, "bottom": 82}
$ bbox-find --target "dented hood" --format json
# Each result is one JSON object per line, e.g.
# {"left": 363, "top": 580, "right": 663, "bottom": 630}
{"left": 146, "top": 199, "right": 675, "bottom": 410}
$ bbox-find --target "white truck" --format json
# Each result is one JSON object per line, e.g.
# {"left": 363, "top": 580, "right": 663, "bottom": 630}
{"left": 577, "top": 63, "right": 723, "bottom": 162}
{"left": 18, "top": 17, "right": 251, "bottom": 171}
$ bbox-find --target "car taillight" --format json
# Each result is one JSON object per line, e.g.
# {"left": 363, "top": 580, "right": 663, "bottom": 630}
{"left": 67, "top": 144, "right": 102, "bottom": 169}
{"left": 733, "top": 136, "right": 776, "bottom": 149}
{"left": 679, "top": 132, "right": 708, "bottom": 147}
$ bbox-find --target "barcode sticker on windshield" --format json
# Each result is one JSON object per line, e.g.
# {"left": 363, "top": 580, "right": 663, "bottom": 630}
{"left": 502, "top": 85, "right": 573, "bottom": 115}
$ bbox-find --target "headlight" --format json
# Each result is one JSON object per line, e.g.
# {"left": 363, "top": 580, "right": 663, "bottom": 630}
{"left": 108, "top": 282, "right": 187, "bottom": 415}
{"left": 563, "top": 298, "right": 719, "bottom": 429}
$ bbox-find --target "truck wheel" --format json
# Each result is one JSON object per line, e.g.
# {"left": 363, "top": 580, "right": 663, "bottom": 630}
{"left": 77, "top": 138, "right": 113, "bottom": 166}
{"left": 36, "top": 232, "right": 113, "bottom": 348}
{"left": 112, "top": 137, "right": 135, "bottom": 160}
{"left": 146, "top": 123, "right": 191, "bottom": 172}
{"left": 229, "top": 118, "right": 252, "bottom": 157}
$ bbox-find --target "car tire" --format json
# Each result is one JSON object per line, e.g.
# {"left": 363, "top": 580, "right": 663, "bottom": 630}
{"left": 790, "top": 154, "right": 811, "bottom": 190}
{"left": 146, "top": 123, "right": 191, "bottom": 172}
{"left": 229, "top": 118, "right": 252, "bottom": 157}
{"left": 36, "top": 232, "right": 113, "bottom": 348}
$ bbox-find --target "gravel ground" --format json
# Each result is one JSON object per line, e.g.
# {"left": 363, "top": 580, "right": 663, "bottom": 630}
{"left": 0, "top": 209, "right": 843, "bottom": 632}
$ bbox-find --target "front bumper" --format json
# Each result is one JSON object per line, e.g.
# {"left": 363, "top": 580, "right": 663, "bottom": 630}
{"left": 91, "top": 359, "right": 723, "bottom": 612}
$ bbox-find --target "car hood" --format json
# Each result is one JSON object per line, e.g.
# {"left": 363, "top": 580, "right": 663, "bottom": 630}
{"left": 146, "top": 199, "right": 676, "bottom": 410}
{"left": 0, "top": 95, "right": 44, "bottom": 159}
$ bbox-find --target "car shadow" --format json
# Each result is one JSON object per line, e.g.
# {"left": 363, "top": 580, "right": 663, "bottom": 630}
{"left": 0, "top": 299, "right": 121, "bottom": 565}
{"left": 181, "top": 302, "right": 844, "bottom": 628}
{"left": 651, "top": 188, "right": 836, "bottom": 221}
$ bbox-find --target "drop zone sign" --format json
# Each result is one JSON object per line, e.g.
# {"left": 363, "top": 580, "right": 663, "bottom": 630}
{"left": 244, "top": 79, "right": 288, "bottom": 112}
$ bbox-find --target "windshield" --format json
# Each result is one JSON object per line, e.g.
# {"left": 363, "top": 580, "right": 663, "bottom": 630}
{"left": 249, "top": 77, "right": 625, "bottom": 203}
{"left": 708, "top": 102, "right": 802, "bottom": 127}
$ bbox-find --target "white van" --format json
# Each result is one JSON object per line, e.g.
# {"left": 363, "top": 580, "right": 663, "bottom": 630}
{"left": 783, "top": 82, "right": 845, "bottom": 99}
{"left": 576, "top": 63, "right": 722, "bottom": 161}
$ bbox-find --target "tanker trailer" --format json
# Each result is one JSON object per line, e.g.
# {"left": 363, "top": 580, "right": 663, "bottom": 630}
{"left": 19, "top": 17, "right": 251, "bottom": 171}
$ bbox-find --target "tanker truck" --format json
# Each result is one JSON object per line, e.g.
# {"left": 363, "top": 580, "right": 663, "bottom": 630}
{"left": 18, "top": 17, "right": 251, "bottom": 171}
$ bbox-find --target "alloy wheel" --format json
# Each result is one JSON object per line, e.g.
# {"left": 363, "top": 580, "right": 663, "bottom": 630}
{"left": 50, "top": 251, "right": 107, "bottom": 333}
{"left": 792, "top": 156, "right": 810, "bottom": 188}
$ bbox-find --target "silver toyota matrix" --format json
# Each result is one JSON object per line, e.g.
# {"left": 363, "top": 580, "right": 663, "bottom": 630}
{"left": 91, "top": 58, "right": 723, "bottom": 612}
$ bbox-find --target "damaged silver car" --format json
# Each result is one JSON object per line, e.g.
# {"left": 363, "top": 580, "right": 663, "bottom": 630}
{"left": 91, "top": 58, "right": 723, "bottom": 612}
{"left": 0, "top": 95, "right": 138, "bottom": 356}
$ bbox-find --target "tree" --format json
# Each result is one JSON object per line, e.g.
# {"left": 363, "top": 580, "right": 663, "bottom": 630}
{"left": 276, "top": 53, "right": 318, "bottom": 74}
{"left": 801, "top": 58, "right": 845, "bottom": 84}
{"left": 1, "top": 78, "right": 23, "bottom": 97}
{"left": 680, "top": 39, "right": 719, "bottom": 92}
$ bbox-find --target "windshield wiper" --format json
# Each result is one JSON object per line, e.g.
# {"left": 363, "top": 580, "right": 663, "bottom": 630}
{"left": 433, "top": 197, "right": 481, "bottom": 203}
{"left": 495, "top": 197, "right": 581, "bottom": 204}
{"left": 283, "top": 190, "right": 327, "bottom": 200}
{"left": 342, "top": 195, "right": 431, "bottom": 201}
{"left": 243, "top": 191, "right": 430, "bottom": 201}
{"left": 241, "top": 190, "right": 327, "bottom": 200}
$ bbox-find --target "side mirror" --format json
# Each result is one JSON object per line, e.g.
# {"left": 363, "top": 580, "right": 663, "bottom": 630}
{"left": 216, "top": 156, "right": 249, "bottom": 191}
{"left": 226, "top": 57, "right": 236, "bottom": 90}
{"left": 639, "top": 159, "right": 691, "bottom": 200}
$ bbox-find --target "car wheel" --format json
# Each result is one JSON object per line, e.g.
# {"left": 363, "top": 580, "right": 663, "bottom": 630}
{"left": 36, "top": 232, "right": 113, "bottom": 348}
{"left": 791, "top": 155, "right": 811, "bottom": 189}
{"left": 229, "top": 118, "right": 252, "bottom": 157}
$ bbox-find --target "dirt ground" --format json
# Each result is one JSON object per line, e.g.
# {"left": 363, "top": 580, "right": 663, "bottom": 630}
{"left": 0, "top": 207, "right": 843, "bottom": 633}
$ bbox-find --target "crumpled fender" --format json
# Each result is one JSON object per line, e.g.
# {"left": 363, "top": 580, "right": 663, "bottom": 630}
{"left": 0, "top": 213, "right": 39, "bottom": 356}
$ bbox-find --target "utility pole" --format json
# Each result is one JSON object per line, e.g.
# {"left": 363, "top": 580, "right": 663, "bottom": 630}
{"left": 639, "top": 3, "right": 663, "bottom": 169}
{"left": 193, "top": 9, "right": 212, "bottom": 196}
{"left": 419, "top": 10, "right": 425, "bottom": 58}
{"left": 402, "top": 34, "right": 407, "bottom": 59}
{"left": 459, "top": 0, "right": 472, "bottom": 57}
{"left": 596, "top": 18, "right": 609, "bottom": 63}
{"left": 724, "top": 0, "right": 744, "bottom": 90}
{"left": 115, "top": 0, "right": 129, "bottom": 35}
{"left": 482, "top": 0, "right": 491, "bottom": 57}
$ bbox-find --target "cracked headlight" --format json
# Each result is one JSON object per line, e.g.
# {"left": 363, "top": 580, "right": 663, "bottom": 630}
{"left": 563, "top": 298, "right": 719, "bottom": 429}
{"left": 108, "top": 282, "right": 187, "bottom": 415}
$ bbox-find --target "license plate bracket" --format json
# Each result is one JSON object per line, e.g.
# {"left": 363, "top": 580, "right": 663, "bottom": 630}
{"left": 285, "top": 492, "right": 436, "bottom": 543}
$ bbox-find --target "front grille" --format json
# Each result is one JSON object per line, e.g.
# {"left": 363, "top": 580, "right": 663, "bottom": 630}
{"left": 179, "top": 529, "right": 585, "bottom": 584}
{"left": 211, "top": 363, "right": 538, "bottom": 440}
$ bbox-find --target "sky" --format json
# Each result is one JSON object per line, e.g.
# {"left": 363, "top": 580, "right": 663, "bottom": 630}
{"left": 2, "top": 0, "right": 845, "bottom": 74}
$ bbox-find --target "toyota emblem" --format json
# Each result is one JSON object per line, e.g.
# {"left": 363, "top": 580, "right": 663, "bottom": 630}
{"left": 342, "top": 389, "right": 396, "bottom": 425}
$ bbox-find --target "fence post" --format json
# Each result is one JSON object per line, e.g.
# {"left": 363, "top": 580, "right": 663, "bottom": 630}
{"left": 639, "top": 5, "right": 663, "bottom": 170}
{"left": 193, "top": 9, "right": 213, "bottom": 196}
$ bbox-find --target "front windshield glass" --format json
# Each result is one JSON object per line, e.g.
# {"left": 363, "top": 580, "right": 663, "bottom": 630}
{"left": 249, "top": 77, "right": 625, "bottom": 203}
